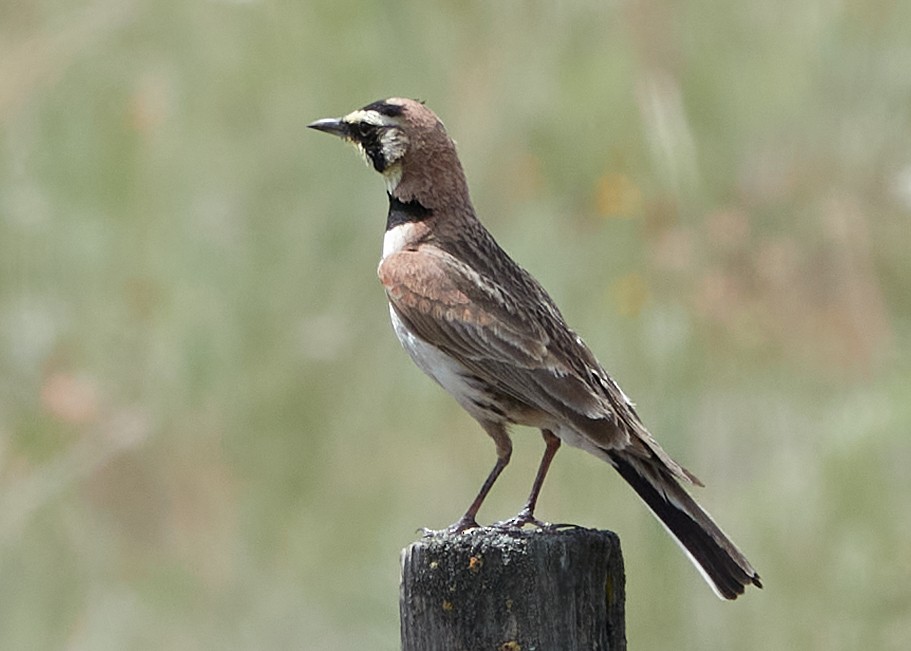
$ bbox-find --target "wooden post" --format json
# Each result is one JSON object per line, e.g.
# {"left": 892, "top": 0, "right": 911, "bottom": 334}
{"left": 400, "top": 527, "right": 625, "bottom": 651}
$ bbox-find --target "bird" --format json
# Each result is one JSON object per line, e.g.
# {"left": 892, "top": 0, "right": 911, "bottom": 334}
{"left": 308, "top": 97, "right": 762, "bottom": 599}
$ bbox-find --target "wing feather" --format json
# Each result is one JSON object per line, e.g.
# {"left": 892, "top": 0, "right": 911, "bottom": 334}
{"left": 379, "top": 245, "right": 699, "bottom": 483}
{"left": 379, "top": 247, "right": 612, "bottom": 422}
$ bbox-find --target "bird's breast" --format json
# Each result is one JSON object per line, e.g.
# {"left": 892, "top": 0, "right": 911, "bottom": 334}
{"left": 382, "top": 222, "right": 418, "bottom": 259}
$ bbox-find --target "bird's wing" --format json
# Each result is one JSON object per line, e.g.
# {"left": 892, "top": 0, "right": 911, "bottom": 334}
{"left": 379, "top": 245, "right": 701, "bottom": 484}
{"left": 379, "top": 246, "right": 619, "bottom": 429}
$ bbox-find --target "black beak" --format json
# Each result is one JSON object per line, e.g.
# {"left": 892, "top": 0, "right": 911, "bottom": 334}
{"left": 307, "top": 117, "right": 350, "bottom": 138}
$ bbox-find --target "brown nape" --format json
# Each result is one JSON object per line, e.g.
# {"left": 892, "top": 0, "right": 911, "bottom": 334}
{"left": 387, "top": 100, "right": 473, "bottom": 214}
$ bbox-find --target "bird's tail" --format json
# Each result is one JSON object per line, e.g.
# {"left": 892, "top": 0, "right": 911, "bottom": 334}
{"left": 608, "top": 450, "right": 762, "bottom": 599}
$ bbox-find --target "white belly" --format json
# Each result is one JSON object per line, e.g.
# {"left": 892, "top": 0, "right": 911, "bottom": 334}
{"left": 388, "top": 305, "right": 496, "bottom": 420}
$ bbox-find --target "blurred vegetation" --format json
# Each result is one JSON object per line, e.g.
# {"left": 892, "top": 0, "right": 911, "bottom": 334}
{"left": 1, "top": 0, "right": 910, "bottom": 649}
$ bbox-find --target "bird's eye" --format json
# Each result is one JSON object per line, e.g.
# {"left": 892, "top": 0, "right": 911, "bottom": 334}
{"left": 349, "top": 122, "right": 375, "bottom": 140}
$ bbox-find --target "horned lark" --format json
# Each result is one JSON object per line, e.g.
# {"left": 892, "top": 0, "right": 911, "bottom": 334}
{"left": 309, "top": 98, "right": 761, "bottom": 599}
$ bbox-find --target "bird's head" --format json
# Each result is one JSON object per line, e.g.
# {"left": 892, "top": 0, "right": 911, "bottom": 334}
{"left": 309, "top": 98, "right": 468, "bottom": 205}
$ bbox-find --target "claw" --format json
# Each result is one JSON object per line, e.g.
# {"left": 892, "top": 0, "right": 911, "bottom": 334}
{"left": 420, "top": 515, "right": 481, "bottom": 536}
{"left": 490, "top": 508, "right": 556, "bottom": 532}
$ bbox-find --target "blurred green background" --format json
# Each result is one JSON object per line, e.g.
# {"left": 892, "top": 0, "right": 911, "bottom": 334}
{"left": 2, "top": 0, "right": 910, "bottom": 648}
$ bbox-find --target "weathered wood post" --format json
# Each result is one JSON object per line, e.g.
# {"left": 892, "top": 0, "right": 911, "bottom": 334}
{"left": 400, "top": 527, "right": 625, "bottom": 650}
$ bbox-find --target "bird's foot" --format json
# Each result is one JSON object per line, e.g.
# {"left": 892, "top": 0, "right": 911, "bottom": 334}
{"left": 419, "top": 515, "right": 481, "bottom": 537}
{"left": 490, "top": 508, "right": 557, "bottom": 532}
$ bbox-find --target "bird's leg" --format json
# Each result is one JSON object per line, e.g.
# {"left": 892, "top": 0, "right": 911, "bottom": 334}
{"left": 493, "top": 429, "right": 561, "bottom": 530}
{"left": 442, "top": 454, "right": 509, "bottom": 533}
{"left": 425, "top": 423, "right": 512, "bottom": 535}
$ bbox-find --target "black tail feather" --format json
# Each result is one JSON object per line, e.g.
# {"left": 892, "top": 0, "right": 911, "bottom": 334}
{"left": 609, "top": 451, "right": 761, "bottom": 599}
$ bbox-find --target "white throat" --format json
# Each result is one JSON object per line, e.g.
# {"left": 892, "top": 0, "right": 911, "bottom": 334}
{"left": 383, "top": 164, "right": 403, "bottom": 193}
